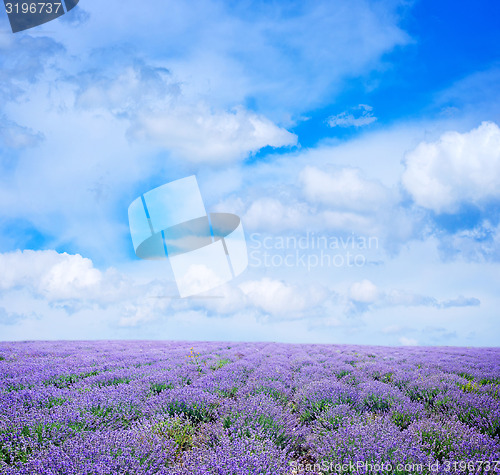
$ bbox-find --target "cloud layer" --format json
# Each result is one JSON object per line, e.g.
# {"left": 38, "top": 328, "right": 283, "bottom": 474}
{"left": 402, "top": 122, "right": 500, "bottom": 213}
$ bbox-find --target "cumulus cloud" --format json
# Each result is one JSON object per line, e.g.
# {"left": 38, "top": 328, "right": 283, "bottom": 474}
{"left": 349, "top": 279, "right": 379, "bottom": 303}
{"left": 75, "top": 63, "right": 297, "bottom": 163}
{"left": 239, "top": 164, "right": 393, "bottom": 235}
{"left": 0, "top": 250, "right": 131, "bottom": 308}
{"left": 402, "top": 122, "right": 500, "bottom": 213}
{"left": 0, "top": 249, "right": 177, "bottom": 327}
{"left": 0, "top": 250, "right": 329, "bottom": 327}
{"left": 243, "top": 197, "right": 310, "bottom": 232}
{"left": 132, "top": 105, "right": 297, "bottom": 163}
{"left": 118, "top": 283, "right": 172, "bottom": 327}
{"left": 300, "top": 166, "right": 388, "bottom": 212}
{"left": 327, "top": 104, "right": 377, "bottom": 128}
{"left": 0, "top": 250, "right": 101, "bottom": 299}
{"left": 239, "top": 278, "right": 326, "bottom": 318}
{"left": 0, "top": 0, "right": 410, "bottom": 262}
{"left": 399, "top": 336, "right": 418, "bottom": 346}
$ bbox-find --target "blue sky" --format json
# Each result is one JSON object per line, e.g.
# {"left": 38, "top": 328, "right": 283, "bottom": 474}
{"left": 0, "top": 0, "right": 499, "bottom": 346}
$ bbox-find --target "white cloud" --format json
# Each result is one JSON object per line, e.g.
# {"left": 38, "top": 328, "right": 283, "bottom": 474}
{"left": 118, "top": 285, "right": 172, "bottom": 327}
{"left": 327, "top": 104, "right": 377, "bottom": 128}
{"left": 300, "top": 166, "right": 388, "bottom": 212}
{"left": 402, "top": 121, "right": 500, "bottom": 213}
{"left": 54, "top": 0, "right": 408, "bottom": 117}
{"left": 349, "top": 279, "right": 379, "bottom": 303}
{"left": 0, "top": 249, "right": 177, "bottom": 326}
{"left": 399, "top": 336, "right": 418, "bottom": 346}
{"left": 75, "top": 64, "right": 297, "bottom": 163}
{"left": 237, "top": 163, "right": 393, "bottom": 235}
{"left": 174, "top": 263, "right": 229, "bottom": 298}
{"left": 0, "top": 249, "right": 152, "bottom": 317}
{"left": 0, "top": 250, "right": 102, "bottom": 301}
{"left": 243, "top": 198, "right": 309, "bottom": 232}
{"left": 239, "top": 277, "right": 326, "bottom": 318}
{"left": 0, "top": 1, "right": 413, "bottom": 265}
{"left": 132, "top": 105, "right": 297, "bottom": 163}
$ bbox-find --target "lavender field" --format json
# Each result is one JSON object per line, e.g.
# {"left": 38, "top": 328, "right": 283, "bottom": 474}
{"left": 0, "top": 341, "right": 499, "bottom": 474}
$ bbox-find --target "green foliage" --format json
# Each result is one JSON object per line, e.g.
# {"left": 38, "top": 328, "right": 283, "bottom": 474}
{"left": 164, "top": 400, "right": 216, "bottom": 424}
{"left": 67, "top": 421, "right": 89, "bottom": 433}
{"left": 150, "top": 382, "right": 174, "bottom": 395}
{"left": 391, "top": 409, "right": 417, "bottom": 430}
{"left": 300, "top": 399, "right": 331, "bottom": 422}
{"left": 458, "top": 372, "right": 474, "bottom": 381}
{"left": 317, "top": 411, "right": 348, "bottom": 430}
{"left": 44, "top": 397, "right": 67, "bottom": 409}
{"left": 6, "top": 382, "right": 33, "bottom": 392}
{"left": 419, "top": 428, "right": 454, "bottom": 462}
{"left": 224, "top": 411, "right": 299, "bottom": 450}
{"left": 89, "top": 405, "right": 114, "bottom": 418}
{"left": 210, "top": 358, "right": 231, "bottom": 370}
{"left": 362, "top": 394, "right": 393, "bottom": 412}
{"left": 0, "top": 437, "right": 31, "bottom": 465}
{"left": 406, "top": 386, "right": 440, "bottom": 407}
{"left": 300, "top": 391, "right": 356, "bottom": 422}
{"left": 461, "top": 380, "right": 480, "bottom": 393}
{"left": 433, "top": 395, "right": 451, "bottom": 413}
{"left": 216, "top": 386, "right": 238, "bottom": 398}
{"left": 252, "top": 386, "right": 287, "bottom": 405}
{"left": 381, "top": 372, "right": 394, "bottom": 383}
{"left": 223, "top": 412, "right": 237, "bottom": 429}
{"left": 45, "top": 369, "right": 100, "bottom": 389}
{"left": 335, "top": 369, "right": 351, "bottom": 379}
{"left": 152, "top": 417, "right": 195, "bottom": 453}
{"left": 16, "top": 422, "right": 63, "bottom": 444}
{"left": 480, "top": 377, "right": 500, "bottom": 385}
{"left": 255, "top": 414, "right": 294, "bottom": 449}
{"left": 95, "top": 376, "right": 131, "bottom": 388}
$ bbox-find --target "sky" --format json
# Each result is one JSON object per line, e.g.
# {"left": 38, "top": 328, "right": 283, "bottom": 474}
{"left": 0, "top": 0, "right": 499, "bottom": 346}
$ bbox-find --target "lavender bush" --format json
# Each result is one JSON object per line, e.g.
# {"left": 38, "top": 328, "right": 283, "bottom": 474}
{"left": 0, "top": 341, "right": 499, "bottom": 474}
